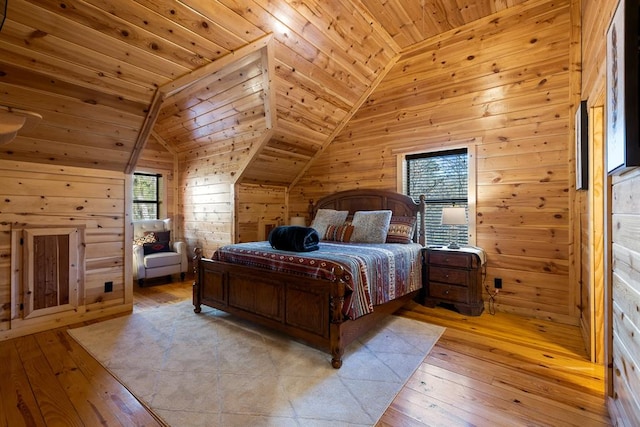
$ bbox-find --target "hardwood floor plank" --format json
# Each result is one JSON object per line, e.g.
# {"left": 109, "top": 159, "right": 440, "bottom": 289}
{"left": 413, "top": 361, "right": 609, "bottom": 426}
{"left": 399, "top": 302, "right": 589, "bottom": 357}
{"left": 427, "top": 348, "right": 609, "bottom": 416}
{"left": 435, "top": 331, "right": 604, "bottom": 393}
{"left": 0, "top": 340, "right": 46, "bottom": 427}
{"left": 62, "top": 328, "right": 163, "bottom": 426}
{"left": 35, "top": 330, "right": 127, "bottom": 426}
{"left": 0, "top": 279, "right": 611, "bottom": 427}
{"left": 14, "top": 335, "right": 84, "bottom": 426}
{"left": 382, "top": 388, "right": 485, "bottom": 426}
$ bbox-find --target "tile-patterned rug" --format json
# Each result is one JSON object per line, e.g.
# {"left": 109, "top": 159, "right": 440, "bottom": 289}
{"left": 69, "top": 300, "right": 444, "bottom": 426}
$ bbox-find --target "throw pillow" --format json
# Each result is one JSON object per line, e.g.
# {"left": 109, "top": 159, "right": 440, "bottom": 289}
{"left": 143, "top": 241, "right": 171, "bottom": 255}
{"left": 386, "top": 216, "right": 417, "bottom": 244}
{"left": 147, "top": 230, "right": 170, "bottom": 243}
{"left": 350, "top": 210, "right": 393, "bottom": 243}
{"left": 310, "top": 209, "right": 349, "bottom": 238}
{"left": 134, "top": 232, "right": 156, "bottom": 246}
{"left": 324, "top": 224, "right": 355, "bottom": 242}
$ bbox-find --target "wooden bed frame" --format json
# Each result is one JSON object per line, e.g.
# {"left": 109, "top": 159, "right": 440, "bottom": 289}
{"left": 192, "top": 189, "right": 426, "bottom": 368}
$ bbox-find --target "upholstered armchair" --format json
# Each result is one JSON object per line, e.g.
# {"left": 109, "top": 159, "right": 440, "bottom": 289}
{"left": 132, "top": 218, "right": 188, "bottom": 286}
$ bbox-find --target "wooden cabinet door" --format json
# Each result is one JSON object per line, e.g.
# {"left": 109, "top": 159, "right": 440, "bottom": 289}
{"left": 20, "top": 227, "right": 82, "bottom": 319}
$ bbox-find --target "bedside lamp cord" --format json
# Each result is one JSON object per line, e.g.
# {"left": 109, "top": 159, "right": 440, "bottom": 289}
{"left": 482, "top": 263, "right": 498, "bottom": 315}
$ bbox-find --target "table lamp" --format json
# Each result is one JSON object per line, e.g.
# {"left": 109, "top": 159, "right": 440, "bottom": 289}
{"left": 441, "top": 207, "right": 467, "bottom": 249}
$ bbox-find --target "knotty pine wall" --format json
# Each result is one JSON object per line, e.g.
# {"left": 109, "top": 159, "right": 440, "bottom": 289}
{"left": 178, "top": 133, "right": 271, "bottom": 259}
{"left": 0, "top": 160, "right": 131, "bottom": 340}
{"left": 290, "top": 0, "right": 577, "bottom": 324}
{"left": 236, "top": 184, "right": 286, "bottom": 243}
{"left": 582, "top": 0, "right": 640, "bottom": 424}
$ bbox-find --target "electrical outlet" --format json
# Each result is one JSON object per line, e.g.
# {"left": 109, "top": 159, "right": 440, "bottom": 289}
{"left": 494, "top": 278, "right": 502, "bottom": 289}
{"left": 104, "top": 281, "right": 113, "bottom": 293}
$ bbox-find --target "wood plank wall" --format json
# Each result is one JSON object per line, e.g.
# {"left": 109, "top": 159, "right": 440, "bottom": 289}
{"left": 236, "top": 184, "right": 286, "bottom": 243}
{"left": 178, "top": 135, "right": 267, "bottom": 258}
{"left": 0, "top": 160, "right": 130, "bottom": 340}
{"left": 582, "top": 0, "right": 640, "bottom": 424}
{"left": 290, "top": 0, "right": 576, "bottom": 324}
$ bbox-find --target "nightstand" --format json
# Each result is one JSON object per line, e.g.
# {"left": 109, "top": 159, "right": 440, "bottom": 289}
{"left": 423, "top": 247, "right": 485, "bottom": 316}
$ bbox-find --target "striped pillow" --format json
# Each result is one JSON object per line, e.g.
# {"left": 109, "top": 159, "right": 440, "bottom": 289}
{"left": 385, "top": 216, "right": 416, "bottom": 244}
{"left": 324, "top": 224, "right": 355, "bottom": 242}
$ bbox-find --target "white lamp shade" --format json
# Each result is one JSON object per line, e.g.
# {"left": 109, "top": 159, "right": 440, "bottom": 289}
{"left": 290, "top": 216, "right": 306, "bottom": 227}
{"left": 441, "top": 207, "right": 467, "bottom": 225}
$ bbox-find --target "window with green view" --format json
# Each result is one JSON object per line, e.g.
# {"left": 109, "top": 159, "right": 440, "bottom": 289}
{"left": 406, "top": 148, "right": 468, "bottom": 246}
{"left": 133, "top": 173, "right": 161, "bottom": 220}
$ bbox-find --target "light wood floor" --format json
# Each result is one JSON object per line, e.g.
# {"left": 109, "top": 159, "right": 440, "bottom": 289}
{"left": 0, "top": 279, "right": 611, "bottom": 426}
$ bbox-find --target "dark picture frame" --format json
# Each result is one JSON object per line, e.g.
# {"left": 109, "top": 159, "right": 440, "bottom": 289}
{"left": 575, "top": 100, "right": 588, "bottom": 190}
{"left": 606, "top": 0, "right": 640, "bottom": 175}
{"left": 0, "top": 0, "right": 7, "bottom": 32}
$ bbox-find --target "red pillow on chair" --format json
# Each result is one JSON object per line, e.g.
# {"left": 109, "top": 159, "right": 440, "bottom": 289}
{"left": 143, "top": 241, "right": 171, "bottom": 255}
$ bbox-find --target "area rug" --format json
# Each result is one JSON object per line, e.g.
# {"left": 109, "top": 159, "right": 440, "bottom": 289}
{"left": 68, "top": 300, "right": 444, "bottom": 426}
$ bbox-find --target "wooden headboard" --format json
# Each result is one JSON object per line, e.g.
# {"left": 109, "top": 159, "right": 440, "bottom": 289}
{"left": 311, "top": 189, "right": 426, "bottom": 245}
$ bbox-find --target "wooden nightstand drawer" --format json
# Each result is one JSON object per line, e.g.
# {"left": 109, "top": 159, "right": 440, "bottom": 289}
{"left": 429, "top": 266, "right": 469, "bottom": 285}
{"left": 422, "top": 247, "right": 485, "bottom": 316}
{"left": 428, "top": 283, "right": 469, "bottom": 303}
{"left": 428, "top": 251, "right": 471, "bottom": 268}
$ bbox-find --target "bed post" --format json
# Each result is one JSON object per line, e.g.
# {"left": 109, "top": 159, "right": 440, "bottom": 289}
{"left": 329, "top": 265, "right": 346, "bottom": 369}
{"left": 418, "top": 194, "right": 426, "bottom": 246}
{"left": 193, "top": 247, "right": 202, "bottom": 313}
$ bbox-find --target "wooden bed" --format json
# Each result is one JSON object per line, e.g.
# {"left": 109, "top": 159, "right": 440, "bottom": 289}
{"left": 192, "top": 189, "right": 426, "bottom": 368}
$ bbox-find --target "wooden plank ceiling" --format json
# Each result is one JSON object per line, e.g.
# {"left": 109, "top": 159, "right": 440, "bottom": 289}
{"left": 0, "top": 0, "right": 526, "bottom": 185}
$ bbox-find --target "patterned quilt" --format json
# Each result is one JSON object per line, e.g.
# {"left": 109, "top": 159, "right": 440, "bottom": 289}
{"left": 212, "top": 241, "right": 423, "bottom": 319}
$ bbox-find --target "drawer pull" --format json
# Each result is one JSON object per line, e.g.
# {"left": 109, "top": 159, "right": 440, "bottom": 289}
{"left": 444, "top": 290, "right": 450, "bottom": 295}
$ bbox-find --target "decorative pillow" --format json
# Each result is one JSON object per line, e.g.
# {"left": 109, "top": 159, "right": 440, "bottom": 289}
{"left": 350, "top": 210, "right": 393, "bottom": 243}
{"left": 143, "top": 241, "right": 171, "bottom": 255}
{"left": 386, "top": 216, "right": 417, "bottom": 244}
{"left": 324, "top": 224, "right": 355, "bottom": 242}
{"left": 134, "top": 232, "right": 156, "bottom": 246}
{"left": 146, "top": 230, "right": 170, "bottom": 243}
{"left": 311, "top": 209, "right": 349, "bottom": 238}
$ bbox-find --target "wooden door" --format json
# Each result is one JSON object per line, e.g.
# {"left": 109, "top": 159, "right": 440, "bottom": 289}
{"left": 21, "top": 227, "right": 81, "bottom": 319}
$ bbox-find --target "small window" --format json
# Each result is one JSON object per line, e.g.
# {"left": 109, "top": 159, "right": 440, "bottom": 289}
{"left": 406, "top": 148, "right": 469, "bottom": 246}
{"left": 133, "top": 173, "right": 161, "bottom": 220}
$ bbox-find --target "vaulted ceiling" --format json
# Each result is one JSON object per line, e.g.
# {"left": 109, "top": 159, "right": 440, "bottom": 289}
{"left": 0, "top": 0, "right": 527, "bottom": 185}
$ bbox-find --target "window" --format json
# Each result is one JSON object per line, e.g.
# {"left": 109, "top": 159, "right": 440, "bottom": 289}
{"left": 133, "top": 173, "right": 161, "bottom": 220}
{"left": 406, "top": 148, "right": 469, "bottom": 246}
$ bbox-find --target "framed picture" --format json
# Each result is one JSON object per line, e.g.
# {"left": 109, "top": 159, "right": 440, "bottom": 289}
{"left": 606, "top": 0, "right": 640, "bottom": 175}
{"left": 575, "top": 100, "right": 588, "bottom": 190}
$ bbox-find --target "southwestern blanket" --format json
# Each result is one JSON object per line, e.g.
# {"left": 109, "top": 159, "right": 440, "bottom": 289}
{"left": 212, "top": 241, "right": 423, "bottom": 320}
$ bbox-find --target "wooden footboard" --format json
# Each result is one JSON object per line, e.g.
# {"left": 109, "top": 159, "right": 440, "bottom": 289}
{"left": 192, "top": 249, "right": 419, "bottom": 368}
{"left": 193, "top": 248, "right": 350, "bottom": 368}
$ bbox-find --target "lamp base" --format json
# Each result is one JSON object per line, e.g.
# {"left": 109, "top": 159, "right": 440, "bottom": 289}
{"left": 447, "top": 242, "right": 460, "bottom": 249}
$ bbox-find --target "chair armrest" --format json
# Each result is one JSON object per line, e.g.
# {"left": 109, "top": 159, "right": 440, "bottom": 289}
{"left": 173, "top": 241, "right": 189, "bottom": 273}
{"left": 133, "top": 244, "right": 145, "bottom": 279}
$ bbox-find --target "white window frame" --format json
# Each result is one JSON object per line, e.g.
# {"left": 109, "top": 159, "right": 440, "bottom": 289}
{"left": 396, "top": 142, "right": 477, "bottom": 246}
